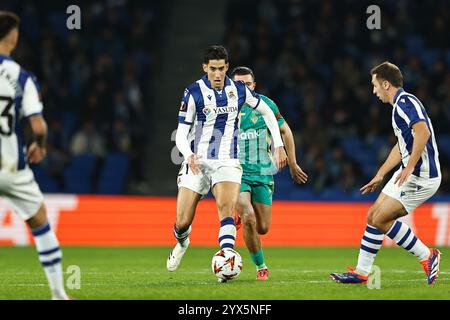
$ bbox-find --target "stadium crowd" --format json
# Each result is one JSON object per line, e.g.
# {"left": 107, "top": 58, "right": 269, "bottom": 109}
{"left": 225, "top": 0, "right": 450, "bottom": 199}
{"left": 3, "top": 0, "right": 163, "bottom": 193}
{"left": 1, "top": 0, "right": 449, "bottom": 198}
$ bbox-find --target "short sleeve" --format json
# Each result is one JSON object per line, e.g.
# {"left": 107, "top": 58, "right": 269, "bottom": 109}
{"left": 243, "top": 85, "right": 261, "bottom": 109}
{"left": 397, "top": 97, "right": 426, "bottom": 128}
{"left": 21, "top": 75, "right": 43, "bottom": 119}
{"left": 178, "top": 88, "right": 196, "bottom": 125}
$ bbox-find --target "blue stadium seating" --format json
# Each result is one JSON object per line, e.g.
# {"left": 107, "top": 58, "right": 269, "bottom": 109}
{"left": 32, "top": 166, "right": 60, "bottom": 193}
{"left": 96, "top": 153, "right": 129, "bottom": 194}
{"left": 438, "top": 134, "right": 450, "bottom": 158}
{"left": 63, "top": 154, "right": 97, "bottom": 194}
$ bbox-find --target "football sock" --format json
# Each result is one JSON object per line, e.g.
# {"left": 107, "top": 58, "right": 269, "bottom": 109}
{"left": 31, "top": 222, "right": 68, "bottom": 299}
{"left": 173, "top": 224, "right": 191, "bottom": 247}
{"left": 386, "top": 220, "right": 430, "bottom": 261}
{"left": 356, "top": 224, "right": 384, "bottom": 276}
{"left": 250, "top": 249, "right": 266, "bottom": 270}
{"left": 218, "top": 217, "right": 236, "bottom": 250}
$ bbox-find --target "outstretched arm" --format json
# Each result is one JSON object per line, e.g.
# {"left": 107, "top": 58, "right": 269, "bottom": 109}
{"left": 279, "top": 122, "right": 307, "bottom": 184}
{"left": 254, "top": 99, "right": 287, "bottom": 170}
{"left": 360, "top": 142, "right": 401, "bottom": 194}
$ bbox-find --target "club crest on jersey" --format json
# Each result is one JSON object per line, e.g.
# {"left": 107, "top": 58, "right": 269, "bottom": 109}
{"left": 180, "top": 101, "right": 187, "bottom": 110}
{"left": 228, "top": 90, "right": 236, "bottom": 100}
{"left": 203, "top": 107, "right": 212, "bottom": 116}
{"left": 251, "top": 114, "right": 258, "bottom": 124}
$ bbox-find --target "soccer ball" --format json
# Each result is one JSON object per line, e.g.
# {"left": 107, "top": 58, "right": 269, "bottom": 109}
{"left": 211, "top": 248, "right": 243, "bottom": 281}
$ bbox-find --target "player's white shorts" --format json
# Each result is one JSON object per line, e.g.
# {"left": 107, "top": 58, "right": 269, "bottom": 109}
{"left": 177, "top": 159, "right": 243, "bottom": 196}
{"left": 382, "top": 168, "right": 441, "bottom": 213}
{"left": 0, "top": 168, "right": 44, "bottom": 220}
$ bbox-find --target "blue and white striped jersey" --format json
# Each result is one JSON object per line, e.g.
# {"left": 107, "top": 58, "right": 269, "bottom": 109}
{"left": 178, "top": 75, "right": 261, "bottom": 160}
{"left": 392, "top": 88, "right": 440, "bottom": 179}
{"left": 0, "top": 54, "right": 43, "bottom": 173}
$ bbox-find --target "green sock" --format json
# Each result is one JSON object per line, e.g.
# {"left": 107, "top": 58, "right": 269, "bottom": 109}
{"left": 250, "top": 249, "right": 266, "bottom": 270}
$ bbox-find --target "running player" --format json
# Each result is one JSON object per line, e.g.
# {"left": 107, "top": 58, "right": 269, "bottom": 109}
{"left": 167, "top": 46, "right": 287, "bottom": 273}
{"left": 330, "top": 62, "right": 441, "bottom": 285}
{"left": 0, "top": 11, "right": 70, "bottom": 299}
{"left": 231, "top": 66, "right": 307, "bottom": 280}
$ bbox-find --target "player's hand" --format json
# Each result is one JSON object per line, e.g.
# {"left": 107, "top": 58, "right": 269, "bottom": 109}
{"left": 274, "top": 147, "right": 288, "bottom": 170}
{"left": 289, "top": 163, "right": 308, "bottom": 184}
{"left": 27, "top": 142, "right": 47, "bottom": 164}
{"left": 187, "top": 154, "right": 202, "bottom": 175}
{"left": 360, "top": 174, "right": 383, "bottom": 194}
{"left": 394, "top": 167, "right": 413, "bottom": 187}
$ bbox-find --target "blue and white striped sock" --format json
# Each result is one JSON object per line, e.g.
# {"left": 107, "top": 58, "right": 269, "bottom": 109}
{"left": 356, "top": 224, "right": 384, "bottom": 276}
{"left": 386, "top": 220, "right": 430, "bottom": 261}
{"left": 32, "top": 222, "right": 67, "bottom": 299}
{"left": 173, "top": 224, "right": 191, "bottom": 247}
{"left": 218, "top": 217, "right": 236, "bottom": 250}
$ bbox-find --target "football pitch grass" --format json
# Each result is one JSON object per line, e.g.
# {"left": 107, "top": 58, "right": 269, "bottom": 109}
{"left": 0, "top": 247, "right": 448, "bottom": 300}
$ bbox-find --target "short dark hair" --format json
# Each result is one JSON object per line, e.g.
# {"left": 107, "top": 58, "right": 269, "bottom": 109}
{"left": 370, "top": 61, "right": 403, "bottom": 87}
{"left": 0, "top": 11, "right": 19, "bottom": 41}
{"left": 203, "top": 45, "right": 228, "bottom": 64}
{"left": 230, "top": 66, "right": 255, "bottom": 82}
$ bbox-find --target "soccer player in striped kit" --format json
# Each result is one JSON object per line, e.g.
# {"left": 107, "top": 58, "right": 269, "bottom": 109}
{"left": 331, "top": 62, "right": 441, "bottom": 285}
{"left": 167, "top": 46, "right": 287, "bottom": 273}
{"left": 0, "top": 12, "right": 70, "bottom": 299}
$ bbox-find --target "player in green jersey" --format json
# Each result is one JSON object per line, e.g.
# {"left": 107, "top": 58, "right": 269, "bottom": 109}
{"left": 231, "top": 66, "right": 308, "bottom": 280}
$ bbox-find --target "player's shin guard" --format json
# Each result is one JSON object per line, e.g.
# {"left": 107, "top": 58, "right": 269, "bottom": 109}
{"left": 173, "top": 224, "right": 191, "bottom": 248}
{"left": 386, "top": 220, "right": 429, "bottom": 261}
{"left": 356, "top": 224, "right": 384, "bottom": 276}
{"left": 219, "top": 217, "right": 236, "bottom": 250}
{"left": 31, "top": 222, "right": 68, "bottom": 299}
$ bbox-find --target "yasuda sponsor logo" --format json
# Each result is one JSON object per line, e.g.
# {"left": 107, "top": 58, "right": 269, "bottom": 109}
{"left": 214, "top": 106, "right": 238, "bottom": 114}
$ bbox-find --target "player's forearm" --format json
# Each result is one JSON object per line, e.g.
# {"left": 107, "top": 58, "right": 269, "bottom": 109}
{"left": 280, "top": 123, "right": 297, "bottom": 165}
{"left": 255, "top": 100, "right": 284, "bottom": 148}
{"left": 405, "top": 127, "right": 430, "bottom": 171}
{"left": 377, "top": 143, "right": 401, "bottom": 177}
{"left": 29, "top": 115, "right": 48, "bottom": 148}
{"left": 175, "top": 123, "right": 194, "bottom": 159}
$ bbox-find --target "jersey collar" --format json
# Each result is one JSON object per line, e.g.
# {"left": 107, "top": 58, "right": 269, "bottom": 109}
{"left": 393, "top": 88, "right": 405, "bottom": 106}
{"left": 0, "top": 54, "right": 13, "bottom": 63}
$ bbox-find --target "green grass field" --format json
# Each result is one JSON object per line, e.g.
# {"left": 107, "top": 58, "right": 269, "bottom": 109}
{"left": 0, "top": 247, "right": 448, "bottom": 300}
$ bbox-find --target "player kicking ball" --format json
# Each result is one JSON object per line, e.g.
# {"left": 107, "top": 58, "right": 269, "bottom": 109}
{"left": 0, "top": 12, "right": 70, "bottom": 299}
{"left": 231, "top": 67, "right": 307, "bottom": 280}
{"left": 331, "top": 62, "right": 441, "bottom": 285}
{"left": 167, "top": 46, "right": 287, "bottom": 273}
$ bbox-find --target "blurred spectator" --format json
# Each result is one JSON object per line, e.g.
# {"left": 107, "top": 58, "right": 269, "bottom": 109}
{"left": 226, "top": 0, "right": 450, "bottom": 198}
{"left": 70, "top": 121, "right": 106, "bottom": 158}
{"left": 3, "top": 0, "right": 164, "bottom": 193}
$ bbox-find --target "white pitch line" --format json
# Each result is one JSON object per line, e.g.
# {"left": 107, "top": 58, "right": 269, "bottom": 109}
{"left": 1, "top": 277, "right": 449, "bottom": 287}
{"left": 2, "top": 270, "right": 449, "bottom": 276}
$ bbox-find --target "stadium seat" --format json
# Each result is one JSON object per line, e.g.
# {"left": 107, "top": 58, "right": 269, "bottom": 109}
{"left": 63, "top": 169, "right": 93, "bottom": 194}
{"left": 320, "top": 187, "right": 349, "bottom": 201}
{"left": 63, "top": 154, "right": 97, "bottom": 194}
{"left": 31, "top": 166, "right": 60, "bottom": 193}
{"left": 437, "top": 134, "right": 450, "bottom": 158}
{"left": 96, "top": 153, "right": 129, "bottom": 194}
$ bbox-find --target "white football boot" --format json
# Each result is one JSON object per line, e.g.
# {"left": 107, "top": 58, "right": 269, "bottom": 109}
{"left": 166, "top": 238, "right": 190, "bottom": 272}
